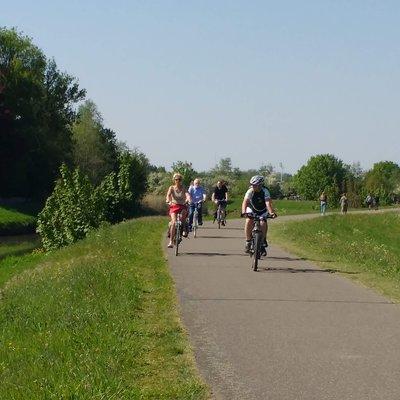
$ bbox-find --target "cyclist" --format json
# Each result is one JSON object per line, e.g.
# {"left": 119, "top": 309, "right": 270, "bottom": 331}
{"left": 211, "top": 180, "right": 228, "bottom": 225}
{"left": 241, "top": 175, "right": 276, "bottom": 255}
{"left": 188, "top": 178, "right": 206, "bottom": 232}
{"left": 166, "top": 173, "right": 190, "bottom": 248}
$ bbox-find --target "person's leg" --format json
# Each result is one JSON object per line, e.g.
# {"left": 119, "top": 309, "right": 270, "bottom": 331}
{"left": 260, "top": 220, "right": 268, "bottom": 255}
{"left": 198, "top": 203, "right": 203, "bottom": 225}
{"left": 181, "top": 209, "right": 189, "bottom": 236}
{"left": 188, "top": 204, "right": 195, "bottom": 229}
{"left": 244, "top": 218, "right": 254, "bottom": 252}
{"left": 169, "top": 213, "right": 177, "bottom": 246}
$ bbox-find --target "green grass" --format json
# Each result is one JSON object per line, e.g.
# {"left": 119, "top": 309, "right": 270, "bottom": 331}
{"left": 0, "top": 234, "right": 43, "bottom": 286}
{"left": 270, "top": 212, "right": 400, "bottom": 301}
{"left": 0, "top": 217, "right": 208, "bottom": 399}
{"left": 0, "top": 203, "right": 40, "bottom": 235}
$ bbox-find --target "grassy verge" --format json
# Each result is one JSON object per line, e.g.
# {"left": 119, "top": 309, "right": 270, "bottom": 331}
{"left": 0, "top": 234, "right": 43, "bottom": 286}
{"left": 0, "top": 203, "right": 40, "bottom": 235}
{"left": 0, "top": 217, "right": 208, "bottom": 399}
{"left": 270, "top": 212, "right": 400, "bottom": 301}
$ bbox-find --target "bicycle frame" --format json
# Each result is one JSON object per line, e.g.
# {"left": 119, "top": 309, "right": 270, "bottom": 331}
{"left": 192, "top": 202, "right": 201, "bottom": 238}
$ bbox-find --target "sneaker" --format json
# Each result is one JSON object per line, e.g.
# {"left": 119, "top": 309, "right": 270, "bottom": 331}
{"left": 182, "top": 231, "right": 188, "bottom": 238}
{"left": 260, "top": 245, "right": 267, "bottom": 257}
{"left": 198, "top": 222, "right": 203, "bottom": 226}
{"left": 221, "top": 220, "right": 226, "bottom": 226}
{"left": 244, "top": 240, "right": 252, "bottom": 253}
{"left": 167, "top": 242, "right": 173, "bottom": 248}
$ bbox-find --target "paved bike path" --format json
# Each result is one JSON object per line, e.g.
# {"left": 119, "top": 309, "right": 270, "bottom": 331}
{"left": 167, "top": 217, "right": 400, "bottom": 400}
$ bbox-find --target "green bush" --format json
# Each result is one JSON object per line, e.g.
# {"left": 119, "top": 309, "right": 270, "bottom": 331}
{"left": 37, "top": 165, "right": 101, "bottom": 251}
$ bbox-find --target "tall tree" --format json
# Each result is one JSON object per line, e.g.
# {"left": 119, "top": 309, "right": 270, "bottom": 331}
{"left": 293, "top": 154, "right": 346, "bottom": 204}
{"left": 72, "top": 100, "right": 118, "bottom": 185}
{"left": 0, "top": 28, "right": 85, "bottom": 198}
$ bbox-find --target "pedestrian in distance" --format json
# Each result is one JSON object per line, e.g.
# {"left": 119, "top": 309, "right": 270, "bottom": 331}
{"left": 365, "top": 194, "right": 373, "bottom": 210}
{"left": 340, "top": 193, "right": 348, "bottom": 214}
{"left": 319, "top": 191, "right": 328, "bottom": 216}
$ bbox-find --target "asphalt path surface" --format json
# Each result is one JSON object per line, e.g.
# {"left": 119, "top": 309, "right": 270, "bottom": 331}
{"left": 167, "top": 215, "right": 400, "bottom": 400}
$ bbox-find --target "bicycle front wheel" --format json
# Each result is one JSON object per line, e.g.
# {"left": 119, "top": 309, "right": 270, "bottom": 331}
{"left": 252, "top": 232, "right": 261, "bottom": 271}
{"left": 193, "top": 210, "right": 198, "bottom": 238}
{"left": 175, "top": 222, "right": 181, "bottom": 256}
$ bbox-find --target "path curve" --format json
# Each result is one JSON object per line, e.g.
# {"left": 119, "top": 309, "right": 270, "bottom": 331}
{"left": 168, "top": 213, "right": 400, "bottom": 400}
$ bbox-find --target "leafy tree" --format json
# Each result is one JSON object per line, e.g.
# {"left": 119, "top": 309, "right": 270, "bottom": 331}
{"left": 211, "top": 157, "right": 233, "bottom": 176}
{"left": 171, "top": 161, "right": 196, "bottom": 187}
{"left": 293, "top": 154, "right": 346, "bottom": 204}
{"left": 364, "top": 161, "right": 400, "bottom": 204}
{"left": 0, "top": 27, "right": 85, "bottom": 198}
{"left": 72, "top": 100, "right": 118, "bottom": 185}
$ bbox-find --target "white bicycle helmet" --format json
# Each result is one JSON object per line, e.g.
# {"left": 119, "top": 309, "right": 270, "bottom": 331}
{"left": 250, "top": 175, "right": 264, "bottom": 185}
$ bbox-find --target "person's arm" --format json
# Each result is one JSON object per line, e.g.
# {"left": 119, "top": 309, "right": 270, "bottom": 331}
{"left": 265, "top": 199, "right": 275, "bottom": 215}
{"left": 166, "top": 186, "right": 172, "bottom": 204}
{"left": 202, "top": 188, "right": 206, "bottom": 202}
{"left": 241, "top": 197, "right": 249, "bottom": 215}
{"left": 185, "top": 190, "right": 191, "bottom": 204}
{"left": 225, "top": 188, "right": 228, "bottom": 202}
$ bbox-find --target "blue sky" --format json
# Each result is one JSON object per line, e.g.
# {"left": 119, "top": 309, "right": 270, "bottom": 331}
{"left": 2, "top": 1, "right": 400, "bottom": 173}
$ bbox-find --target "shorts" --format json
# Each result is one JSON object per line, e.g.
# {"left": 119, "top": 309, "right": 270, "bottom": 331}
{"left": 169, "top": 204, "right": 187, "bottom": 215}
{"left": 245, "top": 207, "right": 268, "bottom": 219}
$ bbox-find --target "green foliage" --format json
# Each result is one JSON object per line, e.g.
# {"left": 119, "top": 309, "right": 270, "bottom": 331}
{"left": 37, "top": 149, "right": 149, "bottom": 250}
{"left": 271, "top": 212, "right": 400, "bottom": 300}
{"left": 293, "top": 154, "right": 347, "bottom": 204}
{"left": 0, "top": 218, "right": 209, "bottom": 399}
{"left": 171, "top": 161, "right": 196, "bottom": 187}
{"left": 0, "top": 27, "right": 85, "bottom": 198}
{"left": 72, "top": 100, "right": 118, "bottom": 185}
{"left": 37, "top": 164, "right": 100, "bottom": 250}
{"left": 363, "top": 161, "right": 400, "bottom": 205}
{"left": 0, "top": 206, "right": 37, "bottom": 235}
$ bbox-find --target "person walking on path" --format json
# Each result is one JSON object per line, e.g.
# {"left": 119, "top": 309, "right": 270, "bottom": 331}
{"left": 340, "top": 193, "right": 348, "bottom": 214}
{"left": 320, "top": 191, "right": 328, "bottom": 216}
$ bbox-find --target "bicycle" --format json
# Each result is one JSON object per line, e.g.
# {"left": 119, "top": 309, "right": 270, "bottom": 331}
{"left": 242, "top": 212, "right": 275, "bottom": 271}
{"left": 216, "top": 200, "right": 227, "bottom": 229}
{"left": 192, "top": 201, "right": 202, "bottom": 238}
{"left": 174, "top": 211, "right": 184, "bottom": 256}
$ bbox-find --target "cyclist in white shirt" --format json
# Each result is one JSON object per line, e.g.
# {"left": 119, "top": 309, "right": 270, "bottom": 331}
{"left": 241, "top": 175, "right": 276, "bottom": 255}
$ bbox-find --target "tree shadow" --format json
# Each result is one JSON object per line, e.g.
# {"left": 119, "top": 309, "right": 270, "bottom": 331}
{"left": 256, "top": 266, "right": 359, "bottom": 274}
{"left": 182, "top": 252, "right": 247, "bottom": 257}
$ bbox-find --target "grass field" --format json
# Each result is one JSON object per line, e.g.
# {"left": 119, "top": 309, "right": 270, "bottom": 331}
{"left": 0, "top": 234, "right": 43, "bottom": 287}
{"left": 0, "top": 202, "right": 40, "bottom": 235}
{"left": 0, "top": 217, "right": 208, "bottom": 399}
{"left": 270, "top": 211, "right": 400, "bottom": 301}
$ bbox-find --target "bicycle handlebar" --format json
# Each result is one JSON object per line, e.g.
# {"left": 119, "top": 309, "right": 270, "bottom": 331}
{"left": 241, "top": 212, "right": 277, "bottom": 220}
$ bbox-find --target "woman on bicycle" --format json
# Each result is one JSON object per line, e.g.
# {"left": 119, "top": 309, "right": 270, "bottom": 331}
{"left": 241, "top": 175, "right": 276, "bottom": 255}
{"left": 166, "top": 173, "right": 190, "bottom": 248}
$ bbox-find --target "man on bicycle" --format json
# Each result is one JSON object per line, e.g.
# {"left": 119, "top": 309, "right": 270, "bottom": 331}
{"left": 211, "top": 180, "right": 228, "bottom": 225}
{"left": 241, "top": 175, "right": 276, "bottom": 255}
{"left": 188, "top": 178, "right": 206, "bottom": 231}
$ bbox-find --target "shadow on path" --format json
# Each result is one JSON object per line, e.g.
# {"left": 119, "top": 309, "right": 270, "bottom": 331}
{"left": 256, "top": 266, "right": 359, "bottom": 274}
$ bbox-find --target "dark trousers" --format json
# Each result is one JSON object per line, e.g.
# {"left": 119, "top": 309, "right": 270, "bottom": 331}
{"left": 188, "top": 203, "right": 203, "bottom": 226}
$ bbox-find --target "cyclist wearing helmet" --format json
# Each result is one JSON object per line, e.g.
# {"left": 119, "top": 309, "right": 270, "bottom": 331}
{"left": 241, "top": 175, "right": 276, "bottom": 255}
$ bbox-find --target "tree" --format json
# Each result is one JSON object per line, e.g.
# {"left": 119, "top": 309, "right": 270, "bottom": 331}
{"left": 364, "top": 161, "right": 400, "bottom": 204}
{"left": 293, "top": 154, "right": 346, "bottom": 204}
{"left": 211, "top": 157, "right": 233, "bottom": 176}
{"left": 0, "top": 28, "right": 85, "bottom": 198}
{"left": 72, "top": 100, "right": 118, "bottom": 185}
{"left": 171, "top": 161, "right": 196, "bottom": 187}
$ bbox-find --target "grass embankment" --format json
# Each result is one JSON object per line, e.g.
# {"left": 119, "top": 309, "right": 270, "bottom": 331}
{"left": 0, "top": 202, "right": 40, "bottom": 235}
{"left": 0, "top": 217, "right": 208, "bottom": 399}
{"left": 271, "top": 212, "right": 400, "bottom": 301}
{"left": 0, "top": 235, "right": 43, "bottom": 287}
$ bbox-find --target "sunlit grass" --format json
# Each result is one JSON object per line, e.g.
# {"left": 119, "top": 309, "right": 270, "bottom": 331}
{"left": 271, "top": 212, "right": 400, "bottom": 301}
{"left": 0, "top": 217, "right": 208, "bottom": 399}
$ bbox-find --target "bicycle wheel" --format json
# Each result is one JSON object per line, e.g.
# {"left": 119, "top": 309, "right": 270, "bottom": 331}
{"left": 193, "top": 209, "right": 198, "bottom": 238}
{"left": 175, "top": 221, "right": 181, "bottom": 256}
{"left": 252, "top": 232, "right": 261, "bottom": 271}
{"left": 217, "top": 207, "right": 221, "bottom": 229}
